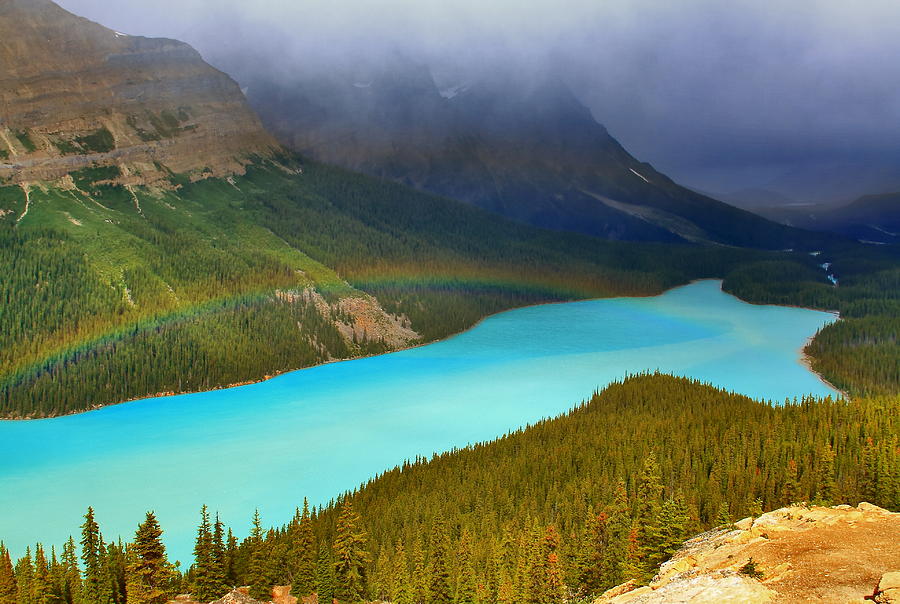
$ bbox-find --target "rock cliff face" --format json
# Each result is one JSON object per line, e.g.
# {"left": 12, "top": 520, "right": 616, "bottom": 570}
{"left": 0, "top": 0, "right": 277, "bottom": 185}
{"left": 596, "top": 503, "right": 900, "bottom": 603}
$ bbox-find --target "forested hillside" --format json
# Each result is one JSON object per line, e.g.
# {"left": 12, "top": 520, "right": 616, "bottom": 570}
{"left": 2, "top": 154, "right": 898, "bottom": 417}
{"left": 3, "top": 374, "right": 897, "bottom": 603}
{"left": 0, "top": 155, "right": 783, "bottom": 418}
{"left": 723, "top": 243, "right": 900, "bottom": 397}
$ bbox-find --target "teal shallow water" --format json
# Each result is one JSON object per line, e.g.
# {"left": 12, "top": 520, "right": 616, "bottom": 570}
{"left": 0, "top": 280, "right": 837, "bottom": 563}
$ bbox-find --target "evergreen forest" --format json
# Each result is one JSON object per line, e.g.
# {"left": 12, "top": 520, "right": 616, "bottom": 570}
{"left": 1, "top": 156, "right": 898, "bottom": 416}
{"left": 2, "top": 374, "right": 897, "bottom": 603}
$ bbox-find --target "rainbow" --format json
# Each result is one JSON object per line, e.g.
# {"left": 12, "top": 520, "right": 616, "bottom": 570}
{"left": 2, "top": 262, "right": 670, "bottom": 394}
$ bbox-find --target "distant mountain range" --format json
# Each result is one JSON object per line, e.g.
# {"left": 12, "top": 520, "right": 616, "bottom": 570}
{"left": 240, "top": 57, "right": 833, "bottom": 249}
{"left": 752, "top": 191, "right": 900, "bottom": 244}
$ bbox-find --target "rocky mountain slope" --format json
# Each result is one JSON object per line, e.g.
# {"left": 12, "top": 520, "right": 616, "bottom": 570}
{"left": 0, "top": 0, "right": 277, "bottom": 185}
{"left": 596, "top": 503, "right": 900, "bottom": 603}
{"left": 240, "top": 58, "right": 833, "bottom": 249}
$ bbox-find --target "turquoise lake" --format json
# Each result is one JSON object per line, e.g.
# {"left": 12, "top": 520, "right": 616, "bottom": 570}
{"left": 0, "top": 280, "right": 838, "bottom": 563}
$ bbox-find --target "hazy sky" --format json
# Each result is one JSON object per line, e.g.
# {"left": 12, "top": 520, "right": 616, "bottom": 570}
{"left": 57, "top": 0, "right": 900, "bottom": 201}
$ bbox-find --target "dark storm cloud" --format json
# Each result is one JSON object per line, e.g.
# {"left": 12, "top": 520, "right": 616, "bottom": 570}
{"left": 56, "top": 0, "right": 900, "bottom": 201}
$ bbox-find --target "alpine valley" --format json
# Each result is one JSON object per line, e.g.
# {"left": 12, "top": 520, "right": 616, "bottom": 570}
{"left": 0, "top": 1, "right": 898, "bottom": 604}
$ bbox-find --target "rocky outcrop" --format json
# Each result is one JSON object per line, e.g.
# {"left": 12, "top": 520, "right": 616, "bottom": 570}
{"left": 208, "top": 588, "right": 264, "bottom": 604}
{"left": 596, "top": 503, "right": 900, "bottom": 603}
{"left": 276, "top": 288, "right": 420, "bottom": 350}
{"left": 0, "top": 0, "right": 277, "bottom": 185}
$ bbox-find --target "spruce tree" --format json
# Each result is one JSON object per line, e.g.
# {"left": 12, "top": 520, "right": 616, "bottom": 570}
{"left": 125, "top": 512, "right": 175, "bottom": 604}
{"left": 815, "top": 443, "right": 837, "bottom": 505}
{"left": 715, "top": 502, "right": 732, "bottom": 528}
{"left": 427, "top": 516, "right": 451, "bottom": 604}
{"left": 454, "top": 529, "right": 476, "bottom": 604}
{"left": 602, "top": 482, "right": 630, "bottom": 590}
{"left": 104, "top": 540, "right": 128, "bottom": 604}
{"left": 332, "top": 500, "right": 369, "bottom": 603}
{"left": 291, "top": 498, "right": 316, "bottom": 599}
{"left": 411, "top": 536, "right": 427, "bottom": 604}
{"left": 81, "top": 507, "right": 108, "bottom": 604}
{"left": 16, "top": 548, "right": 35, "bottom": 604}
{"left": 371, "top": 547, "right": 391, "bottom": 602}
{"left": 656, "top": 496, "right": 689, "bottom": 567}
{"left": 576, "top": 510, "right": 608, "bottom": 595}
{"left": 315, "top": 543, "right": 335, "bottom": 604}
{"left": 783, "top": 459, "right": 800, "bottom": 505}
{"left": 224, "top": 529, "right": 238, "bottom": 588}
{"left": 538, "top": 526, "right": 565, "bottom": 604}
{"left": 390, "top": 539, "right": 412, "bottom": 604}
{"left": 210, "top": 514, "right": 229, "bottom": 598}
{"left": 60, "top": 537, "right": 81, "bottom": 604}
{"left": 0, "top": 544, "right": 16, "bottom": 604}
{"left": 246, "top": 510, "right": 270, "bottom": 601}
{"left": 32, "top": 544, "right": 52, "bottom": 604}
{"left": 635, "top": 454, "right": 664, "bottom": 583}
{"left": 192, "top": 506, "right": 222, "bottom": 602}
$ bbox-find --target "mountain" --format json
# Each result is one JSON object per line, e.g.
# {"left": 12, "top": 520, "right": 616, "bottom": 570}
{"left": 0, "top": 3, "right": 775, "bottom": 418}
{"left": 241, "top": 57, "right": 832, "bottom": 249}
{"left": 0, "top": 0, "right": 277, "bottom": 185}
{"left": 0, "top": 1, "right": 894, "bottom": 421}
{"left": 762, "top": 192, "right": 900, "bottom": 244}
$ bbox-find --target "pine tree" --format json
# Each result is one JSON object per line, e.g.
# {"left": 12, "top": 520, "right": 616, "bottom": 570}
{"left": 210, "top": 514, "right": 229, "bottom": 598}
{"left": 576, "top": 510, "right": 608, "bottom": 595}
{"left": 0, "top": 544, "right": 17, "bottom": 604}
{"left": 81, "top": 507, "right": 109, "bottom": 604}
{"left": 315, "top": 543, "right": 335, "bottom": 604}
{"left": 603, "top": 482, "right": 630, "bottom": 589}
{"left": 16, "top": 548, "right": 35, "bottom": 604}
{"left": 656, "top": 496, "right": 689, "bottom": 567}
{"left": 427, "top": 516, "right": 451, "bottom": 604}
{"left": 454, "top": 529, "right": 476, "bottom": 604}
{"left": 390, "top": 539, "right": 412, "bottom": 604}
{"left": 747, "top": 496, "right": 763, "bottom": 519}
{"left": 715, "top": 502, "right": 732, "bottom": 528}
{"left": 47, "top": 547, "right": 63, "bottom": 604}
{"left": 60, "top": 537, "right": 81, "bottom": 604}
{"left": 371, "top": 547, "right": 391, "bottom": 602}
{"left": 104, "top": 540, "right": 128, "bottom": 604}
{"left": 862, "top": 438, "right": 878, "bottom": 503}
{"left": 815, "top": 443, "right": 837, "bottom": 505}
{"left": 783, "top": 459, "right": 800, "bottom": 505}
{"left": 622, "top": 525, "right": 642, "bottom": 584}
{"left": 32, "top": 544, "right": 52, "bottom": 604}
{"left": 246, "top": 510, "right": 270, "bottom": 602}
{"left": 537, "top": 526, "right": 565, "bottom": 604}
{"left": 291, "top": 498, "right": 316, "bottom": 599}
{"left": 192, "top": 506, "right": 223, "bottom": 602}
{"left": 224, "top": 528, "right": 238, "bottom": 588}
{"left": 411, "top": 536, "right": 427, "bottom": 604}
{"left": 333, "top": 500, "right": 369, "bottom": 603}
{"left": 485, "top": 540, "right": 504, "bottom": 604}
{"left": 125, "top": 512, "right": 175, "bottom": 604}
{"left": 635, "top": 454, "right": 664, "bottom": 582}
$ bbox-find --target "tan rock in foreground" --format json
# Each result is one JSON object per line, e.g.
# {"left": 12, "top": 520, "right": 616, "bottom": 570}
{"left": 595, "top": 503, "right": 900, "bottom": 603}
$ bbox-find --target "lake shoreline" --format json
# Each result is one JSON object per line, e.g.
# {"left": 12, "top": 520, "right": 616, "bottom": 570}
{"left": 2, "top": 278, "right": 842, "bottom": 422}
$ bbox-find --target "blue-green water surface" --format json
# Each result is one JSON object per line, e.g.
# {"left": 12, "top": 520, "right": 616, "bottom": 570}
{"left": 0, "top": 280, "right": 838, "bottom": 562}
